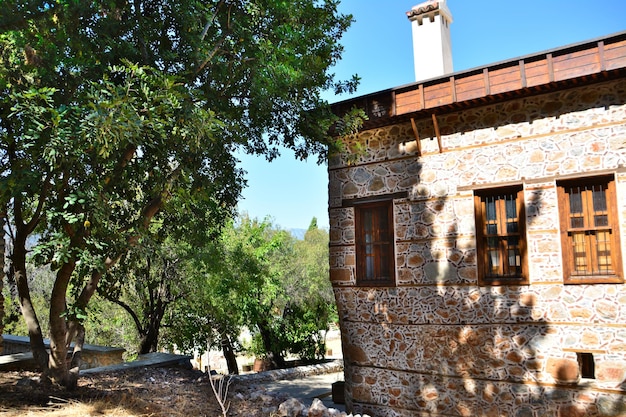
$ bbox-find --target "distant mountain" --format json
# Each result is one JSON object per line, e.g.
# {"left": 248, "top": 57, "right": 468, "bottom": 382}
{"left": 290, "top": 228, "right": 307, "bottom": 240}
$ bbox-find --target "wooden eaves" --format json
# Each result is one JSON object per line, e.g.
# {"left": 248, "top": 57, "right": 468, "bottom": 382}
{"left": 331, "top": 30, "right": 626, "bottom": 131}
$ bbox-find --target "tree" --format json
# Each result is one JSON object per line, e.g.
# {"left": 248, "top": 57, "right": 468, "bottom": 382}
{"left": 0, "top": 217, "right": 4, "bottom": 353}
{"left": 100, "top": 238, "right": 192, "bottom": 355}
{"left": 235, "top": 217, "right": 293, "bottom": 369}
{"left": 290, "top": 218, "right": 334, "bottom": 308}
{"left": 0, "top": 0, "right": 355, "bottom": 388}
{"left": 162, "top": 214, "right": 285, "bottom": 372}
{"left": 3, "top": 65, "right": 240, "bottom": 389}
{"left": 209, "top": 215, "right": 334, "bottom": 367}
{"left": 283, "top": 218, "right": 336, "bottom": 360}
{"left": 162, "top": 214, "right": 336, "bottom": 372}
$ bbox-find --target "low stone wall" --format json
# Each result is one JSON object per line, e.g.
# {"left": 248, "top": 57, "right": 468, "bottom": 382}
{"left": 233, "top": 359, "right": 344, "bottom": 383}
{"left": 1, "top": 334, "right": 125, "bottom": 370}
{"left": 0, "top": 224, "right": 4, "bottom": 355}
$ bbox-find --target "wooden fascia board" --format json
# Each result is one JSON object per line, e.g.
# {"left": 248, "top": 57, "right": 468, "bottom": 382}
{"left": 331, "top": 31, "right": 626, "bottom": 130}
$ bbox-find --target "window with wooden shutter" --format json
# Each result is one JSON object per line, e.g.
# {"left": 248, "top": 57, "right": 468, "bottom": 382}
{"left": 558, "top": 176, "right": 623, "bottom": 284}
{"left": 355, "top": 201, "right": 395, "bottom": 286}
{"left": 474, "top": 186, "right": 528, "bottom": 285}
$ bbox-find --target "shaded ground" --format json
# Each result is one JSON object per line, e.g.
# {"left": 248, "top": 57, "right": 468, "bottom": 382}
{"left": 0, "top": 334, "right": 345, "bottom": 416}
{"left": 0, "top": 366, "right": 273, "bottom": 417}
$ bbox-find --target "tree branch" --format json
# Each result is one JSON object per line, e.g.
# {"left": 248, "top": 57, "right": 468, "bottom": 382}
{"left": 104, "top": 144, "right": 137, "bottom": 187}
{"left": 195, "top": 37, "right": 227, "bottom": 76}
{"left": 200, "top": 0, "right": 226, "bottom": 41}
{"left": 24, "top": 172, "right": 53, "bottom": 236}
{"left": 195, "top": 2, "right": 232, "bottom": 75}
{"left": 106, "top": 295, "right": 145, "bottom": 336}
{"left": 75, "top": 262, "right": 109, "bottom": 310}
{"left": 133, "top": 0, "right": 150, "bottom": 65}
{"left": 140, "top": 163, "right": 182, "bottom": 230}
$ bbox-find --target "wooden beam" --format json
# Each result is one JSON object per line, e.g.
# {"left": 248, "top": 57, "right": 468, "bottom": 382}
{"left": 418, "top": 84, "right": 425, "bottom": 110}
{"left": 483, "top": 68, "right": 490, "bottom": 95}
{"left": 519, "top": 59, "right": 527, "bottom": 88}
{"left": 450, "top": 76, "right": 457, "bottom": 102}
{"left": 431, "top": 114, "right": 442, "bottom": 153}
{"left": 547, "top": 53, "right": 554, "bottom": 82}
{"left": 410, "top": 117, "right": 422, "bottom": 156}
{"left": 342, "top": 191, "right": 409, "bottom": 208}
{"left": 598, "top": 41, "right": 606, "bottom": 72}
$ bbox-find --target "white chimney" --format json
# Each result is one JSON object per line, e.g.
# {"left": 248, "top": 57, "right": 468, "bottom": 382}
{"left": 406, "top": 0, "right": 453, "bottom": 81}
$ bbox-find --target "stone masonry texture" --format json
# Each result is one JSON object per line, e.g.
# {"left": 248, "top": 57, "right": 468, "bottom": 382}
{"left": 0, "top": 218, "right": 4, "bottom": 355}
{"left": 329, "top": 79, "right": 626, "bottom": 417}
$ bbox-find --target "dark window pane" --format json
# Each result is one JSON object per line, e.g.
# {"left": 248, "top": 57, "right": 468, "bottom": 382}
{"left": 379, "top": 248, "right": 389, "bottom": 278}
{"left": 379, "top": 208, "right": 389, "bottom": 232}
{"left": 592, "top": 185, "right": 608, "bottom": 227}
{"left": 509, "top": 248, "right": 521, "bottom": 271}
{"left": 592, "top": 185, "right": 607, "bottom": 212}
{"left": 366, "top": 255, "right": 374, "bottom": 279}
{"left": 486, "top": 198, "right": 496, "bottom": 221}
{"left": 506, "top": 221, "right": 519, "bottom": 233}
{"left": 364, "top": 211, "right": 373, "bottom": 238}
{"left": 505, "top": 196, "right": 517, "bottom": 219}
{"left": 569, "top": 188, "right": 583, "bottom": 214}
{"left": 594, "top": 215, "right": 608, "bottom": 227}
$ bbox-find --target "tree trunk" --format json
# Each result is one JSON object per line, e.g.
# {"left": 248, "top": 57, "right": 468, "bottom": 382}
{"left": 257, "top": 319, "right": 285, "bottom": 369}
{"left": 67, "top": 321, "right": 85, "bottom": 371}
{"left": 48, "top": 260, "right": 78, "bottom": 389}
{"left": 138, "top": 300, "right": 166, "bottom": 355}
{"left": 12, "top": 236, "right": 49, "bottom": 374}
{"left": 220, "top": 333, "right": 239, "bottom": 375}
{"left": 65, "top": 269, "right": 106, "bottom": 371}
{"left": 138, "top": 332, "right": 158, "bottom": 355}
{"left": 0, "top": 218, "right": 4, "bottom": 355}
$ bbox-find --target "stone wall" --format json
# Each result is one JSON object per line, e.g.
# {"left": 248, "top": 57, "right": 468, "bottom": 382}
{"left": 329, "top": 79, "right": 626, "bottom": 417}
{"left": 0, "top": 217, "right": 4, "bottom": 355}
{"left": 1, "top": 334, "right": 125, "bottom": 370}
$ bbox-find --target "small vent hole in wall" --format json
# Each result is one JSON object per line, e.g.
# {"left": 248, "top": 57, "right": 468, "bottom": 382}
{"left": 577, "top": 352, "right": 595, "bottom": 379}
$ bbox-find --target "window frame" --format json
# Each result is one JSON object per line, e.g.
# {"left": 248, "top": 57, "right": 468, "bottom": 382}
{"left": 474, "top": 185, "right": 529, "bottom": 286}
{"left": 557, "top": 175, "right": 623, "bottom": 284}
{"left": 354, "top": 200, "right": 396, "bottom": 287}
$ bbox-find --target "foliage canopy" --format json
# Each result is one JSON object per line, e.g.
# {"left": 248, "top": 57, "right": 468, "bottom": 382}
{"left": 0, "top": 0, "right": 355, "bottom": 386}
{"left": 163, "top": 215, "right": 335, "bottom": 370}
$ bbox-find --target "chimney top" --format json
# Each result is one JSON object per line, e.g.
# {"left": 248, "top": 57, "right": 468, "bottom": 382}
{"left": 406, "top": 0, "right": 453, "bottom": 82}
{"left": 406, "top": 0, "right": 453, "bottom": 24}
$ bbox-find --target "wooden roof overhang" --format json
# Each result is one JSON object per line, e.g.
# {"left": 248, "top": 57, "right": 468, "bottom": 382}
{"left": 331, "top": 31, "right": 626, "bottom": 131}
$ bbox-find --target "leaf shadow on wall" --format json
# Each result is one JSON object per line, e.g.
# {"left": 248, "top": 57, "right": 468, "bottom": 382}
{"left": 341, "top": 83, "right": 626, "bottom": 416}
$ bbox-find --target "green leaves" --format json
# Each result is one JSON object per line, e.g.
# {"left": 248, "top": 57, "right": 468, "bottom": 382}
{"left": 62, "top": 193, "right": 86, "bottom": 210}
{"left": 60, "top": 305, "right": 89, "bottom": 323}
{"left": 1, "top": 0, "right": 353, "bottom": 380}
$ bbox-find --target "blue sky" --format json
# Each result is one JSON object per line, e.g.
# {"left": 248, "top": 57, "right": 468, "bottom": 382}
{"left": 236, "top": 0, "right": 626, "bottom": 231}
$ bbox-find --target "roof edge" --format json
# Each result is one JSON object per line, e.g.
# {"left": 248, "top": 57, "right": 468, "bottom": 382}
{"left": 331, "top": 30, "right": 626, "bottom": 109}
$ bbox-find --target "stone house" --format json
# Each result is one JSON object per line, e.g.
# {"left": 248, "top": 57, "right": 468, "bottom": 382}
{"left": 0, "top": 219, "right": 3, "bottom": 355}
{"left": 328, "top": 2, "right": 626, "bottom": 416}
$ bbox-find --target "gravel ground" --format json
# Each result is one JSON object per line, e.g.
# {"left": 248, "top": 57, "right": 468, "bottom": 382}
{"left": 0, "top": 366, "right": 277, "bottom": 417}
